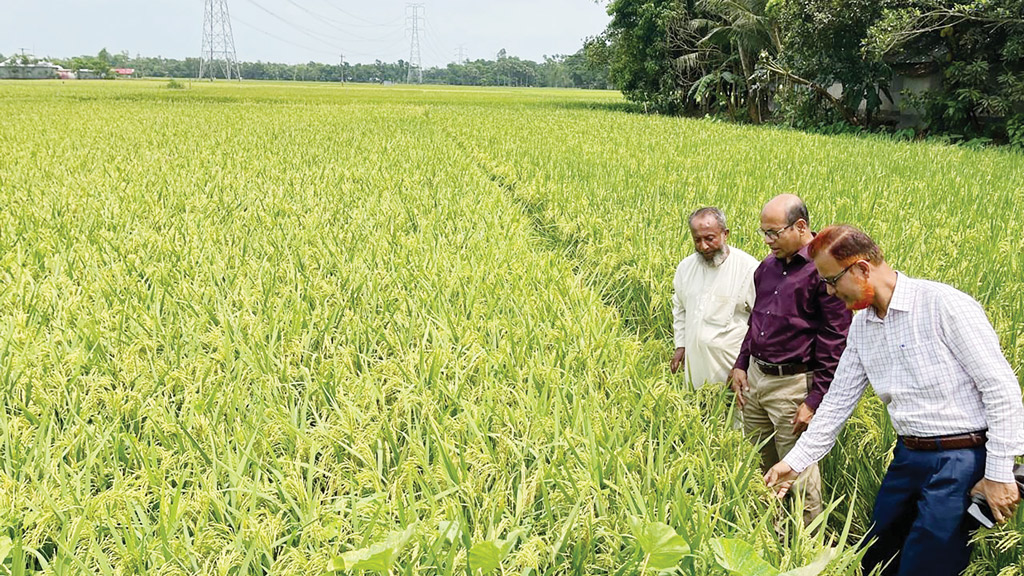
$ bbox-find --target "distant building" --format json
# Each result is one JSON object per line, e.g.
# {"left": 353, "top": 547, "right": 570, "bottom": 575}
{"left": 112, "top": 68, "right": 136, "bottom": 78}
{"left": 77, "top": 69, "right": 105, "bottom": 80}
{"left": 0, "top": 59, "right": 60, "bottom": 79}
{"left": 880, "top": 60, "right": 943, "bottom": 128}
{"left": 822, "top": 55, "right": 943, "bottom": 128}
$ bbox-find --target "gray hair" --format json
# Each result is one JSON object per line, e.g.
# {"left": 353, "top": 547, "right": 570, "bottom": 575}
{"left": 688, "top": 206, "right": 728, "bottom": 231}
{"left": 785, "top": 199, "right": 809, "bottom": 227}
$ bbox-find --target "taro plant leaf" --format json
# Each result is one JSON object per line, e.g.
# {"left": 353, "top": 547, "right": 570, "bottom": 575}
{"left": 469, "top": 529, "right": 526, "bottom": 574}
{"left": 498, "top": 528, "right": 525, "bottom": 557}
{"left": 468, "top": 541, "right": 502, "bottom": 574}
{"left": 0, "top": 532, "right": 11, "bottom": 561}
{"left": 629, "top": 517, "right": 690, "bottom": 572}
{"left": 438, "top": 520, "right": 461, "bottom": 544}
{"left": 0, "top": 535, "right": 11, "bottom": 563}
{"left": 328, "top": 522, "right": 418, "bottom": 572}
{"left": 710, "top": 538, "right": 780, "bottom": 576}
{"left": 780, "top": 548, "right": 836, "bottom": 576}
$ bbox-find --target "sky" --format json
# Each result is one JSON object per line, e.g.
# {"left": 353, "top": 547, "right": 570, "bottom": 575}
{"left": 0, "top": 0, "right": 611, "bottom": 67}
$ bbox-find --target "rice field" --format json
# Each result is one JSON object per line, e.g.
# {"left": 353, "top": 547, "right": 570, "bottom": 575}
{"left": 0, "top": 80, "right": 1022, "bottom": 575}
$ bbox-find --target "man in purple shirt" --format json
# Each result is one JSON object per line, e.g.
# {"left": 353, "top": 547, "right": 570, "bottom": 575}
{"left": 729, "top": 194, "right": 852, "bottom": 524}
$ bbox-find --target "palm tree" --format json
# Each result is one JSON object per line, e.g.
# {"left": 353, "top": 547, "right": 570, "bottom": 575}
{"left": 673, "top": 0, "right": 781, "bottom": 123}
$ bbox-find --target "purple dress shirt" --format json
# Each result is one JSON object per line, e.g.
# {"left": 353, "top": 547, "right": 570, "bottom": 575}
{"left": 734, "top": 244, "right": 852, "bottom": 411}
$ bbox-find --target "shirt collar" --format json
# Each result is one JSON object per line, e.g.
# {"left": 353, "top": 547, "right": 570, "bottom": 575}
{"left": 780, "top": 243, "right": 811, "bottom": 266}
{"left": 865, "top": 271, "right": 913, "bottom": 323}
{"left": 888, "top": 271, "right": 913, "bottom": 312}
{"left": 795, "top": 243, "right": 811, "bottom": 262}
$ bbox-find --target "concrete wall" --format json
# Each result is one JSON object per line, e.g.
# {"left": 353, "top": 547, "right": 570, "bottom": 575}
{"left": 0, "top": 64, "right": 59, "bottom": 79}
{"left": 824, "top": 70, "right": 944, "bottom": 126}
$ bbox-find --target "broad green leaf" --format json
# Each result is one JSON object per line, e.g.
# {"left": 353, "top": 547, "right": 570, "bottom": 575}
{"left": 0, "top": 536, "right": 11, "bottom": 564}
{"left": 710, "top": 538, "right": 780, "bottom": 576}
{"left": 327, "top": 557, "right": 346, "bottom": 573}
{"left": 498, "top": 528, "right": 526, "bottom": 557}
{"left": 630, "top": 518, "right": 690, "bottom": 571}
{"left": 328, "top": 523, "right": 417, "bottom": 573}
{"left": 780, "top": 548, "right": 836, "bottom": 576}
{"left": 469, "top": 529, "right": 526, "bottom": 574}
{"left": 438, "top": 520, "right": 461, "bottom": 543}
{"left": 468, "top": 541, "right": 502, "bottom": 574}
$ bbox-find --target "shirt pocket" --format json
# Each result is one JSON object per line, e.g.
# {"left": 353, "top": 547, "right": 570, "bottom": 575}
{"left": 897, "top": 340, "right": 957, "bottom": 393}
{"left": 702, "top": 295, "right": 737, "bottom": 328}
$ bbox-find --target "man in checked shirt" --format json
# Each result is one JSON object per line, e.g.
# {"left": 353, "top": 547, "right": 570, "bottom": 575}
{"left": 729, "top": 194, "right": 853, "bottom": 525}
{"left": 765, "top": 225, "right": 1024, "bottom": 576}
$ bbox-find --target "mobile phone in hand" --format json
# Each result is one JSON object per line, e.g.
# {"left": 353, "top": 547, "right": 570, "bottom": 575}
{"left": 968, "top": 493, "right": 996, "bottom": 528}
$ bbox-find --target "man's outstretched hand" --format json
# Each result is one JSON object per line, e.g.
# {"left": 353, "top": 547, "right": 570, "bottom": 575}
{"left": 764, "top": 461, "right": 799, "bottom": 498}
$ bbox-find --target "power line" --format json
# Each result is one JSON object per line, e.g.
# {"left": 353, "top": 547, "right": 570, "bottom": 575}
{"left": 314, "top": 0, "right": 405, "bottom": 28}
{"left": 419, "top": 19, "right": 450, "bottom": 66}
{"left": 204, "top": 0, "right": 442, "bottom": 66}
{"left": 233, "top": 14, "right": 338, "bottom": 56}
{"left": 239, "top": 0, "right": 414, "bottom": 61}
{"left": 243, "top": 0, "right": 347, "bottom": 51}
{"left": 235, "top": 13, "right": 404, "bottom": 60}
{"left": 280, "top": 0, "right": 406, "bottom": 43}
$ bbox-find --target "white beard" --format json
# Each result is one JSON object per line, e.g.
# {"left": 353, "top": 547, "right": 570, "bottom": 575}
{"left": 702, "top": 245, "right": 730, "bottom": 267}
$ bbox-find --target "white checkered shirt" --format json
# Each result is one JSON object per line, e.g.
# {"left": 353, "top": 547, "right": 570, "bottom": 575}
{"left": 785, "top": 273, "right": 1024, "bottom": 483}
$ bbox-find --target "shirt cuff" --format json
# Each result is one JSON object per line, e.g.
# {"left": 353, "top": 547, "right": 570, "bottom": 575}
{"left": 734, "top": 355, "right": 750, "bottom": 371}
{"left": 783, "top": 449, "right": 813, "bottom": 475}
{"left": 804, "top": 390, "right": 823, "bottom": 412}
{"left": 984, "top": 454, "right": 1017, "bottom": 484}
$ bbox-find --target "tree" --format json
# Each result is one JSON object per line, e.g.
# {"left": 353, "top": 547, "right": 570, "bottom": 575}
{"left": 771, "top": 0, "right": 895, "bottom": 126}
{"left": 866, "top": 0, "right": 1024, "bottom": 141}
{"left": 69, "top": 50, "right": 115, "bottom": 78}
{"left": 606, "top": 0, "right": 684, "bottom": 112}
{"left": 675, "top": 0, "right": 782, "bottom": 122}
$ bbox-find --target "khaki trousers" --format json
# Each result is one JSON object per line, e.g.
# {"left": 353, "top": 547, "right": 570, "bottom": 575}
{"left": 743, "top": 362, "right": 822, "bottom": 525}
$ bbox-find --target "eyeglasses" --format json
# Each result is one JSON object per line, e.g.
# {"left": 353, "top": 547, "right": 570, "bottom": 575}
{"left": 820, "top": 260, "right": 863, "bottom": 287}
{"left": 758, "top": 223, "right": 794, "bottom": 241}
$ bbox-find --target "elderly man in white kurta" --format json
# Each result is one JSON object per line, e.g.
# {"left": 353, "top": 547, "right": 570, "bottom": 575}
{"left": 671, "top": 207, "right": 758, "bottom": 388}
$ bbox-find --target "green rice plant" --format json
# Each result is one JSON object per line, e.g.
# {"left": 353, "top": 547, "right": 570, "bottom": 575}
{"left": 434, "top": 90, "right": 1024, "bottom": 572}
{"left": 0, "top": 79, "right": 1019, "bottom": 575}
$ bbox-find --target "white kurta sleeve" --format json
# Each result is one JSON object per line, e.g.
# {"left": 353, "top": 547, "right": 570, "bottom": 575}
{"left": 672, "top": 261, "right": 687, "bottom": 349}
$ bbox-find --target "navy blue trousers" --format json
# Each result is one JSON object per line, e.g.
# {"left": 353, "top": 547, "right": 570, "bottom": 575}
{"left": 862, "top": 440, "right": 986, "bottom": 576}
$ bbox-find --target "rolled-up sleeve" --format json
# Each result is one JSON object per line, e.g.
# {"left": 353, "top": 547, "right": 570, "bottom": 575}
{"left": 940, "top": 297, "right": 1024, "bottom": 483}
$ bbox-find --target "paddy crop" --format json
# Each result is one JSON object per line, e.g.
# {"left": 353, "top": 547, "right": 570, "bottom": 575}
{"left": 0, "top": 80, "right": 1020, "bottom": 575}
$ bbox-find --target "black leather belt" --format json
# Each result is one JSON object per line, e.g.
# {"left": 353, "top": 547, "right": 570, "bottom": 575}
{"left": 901, "top": 431, "right": 987, "bottom": 451}
{"left": 752, "top": 357, "right": 809, "bottom": 377}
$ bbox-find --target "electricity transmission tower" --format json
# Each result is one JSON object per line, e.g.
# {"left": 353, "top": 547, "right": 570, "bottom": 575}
{"left": 406, "top": 3, "right": 424, "bottom": 84}
{"left": 455, "top": 45, "right": 467, "bottom": 64}
{"left": 199, "top": 0, "right": 241, "bottom": 80}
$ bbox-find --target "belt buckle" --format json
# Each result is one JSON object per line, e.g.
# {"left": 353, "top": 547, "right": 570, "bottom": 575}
{"left": 755, "top": 358, "right": 780, "bottom": 376}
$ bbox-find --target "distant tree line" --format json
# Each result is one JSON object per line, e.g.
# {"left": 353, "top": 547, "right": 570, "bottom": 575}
{"left": 4, "top": 43, "right": 611, "bottom": 90}
{"left": 600, "top": 0, "right": 1024, "bottom": 146}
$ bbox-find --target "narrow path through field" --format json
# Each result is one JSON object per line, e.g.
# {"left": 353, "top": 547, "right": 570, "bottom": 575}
{"left": 442, "top": 126, "right": 661, "bottom": 341}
